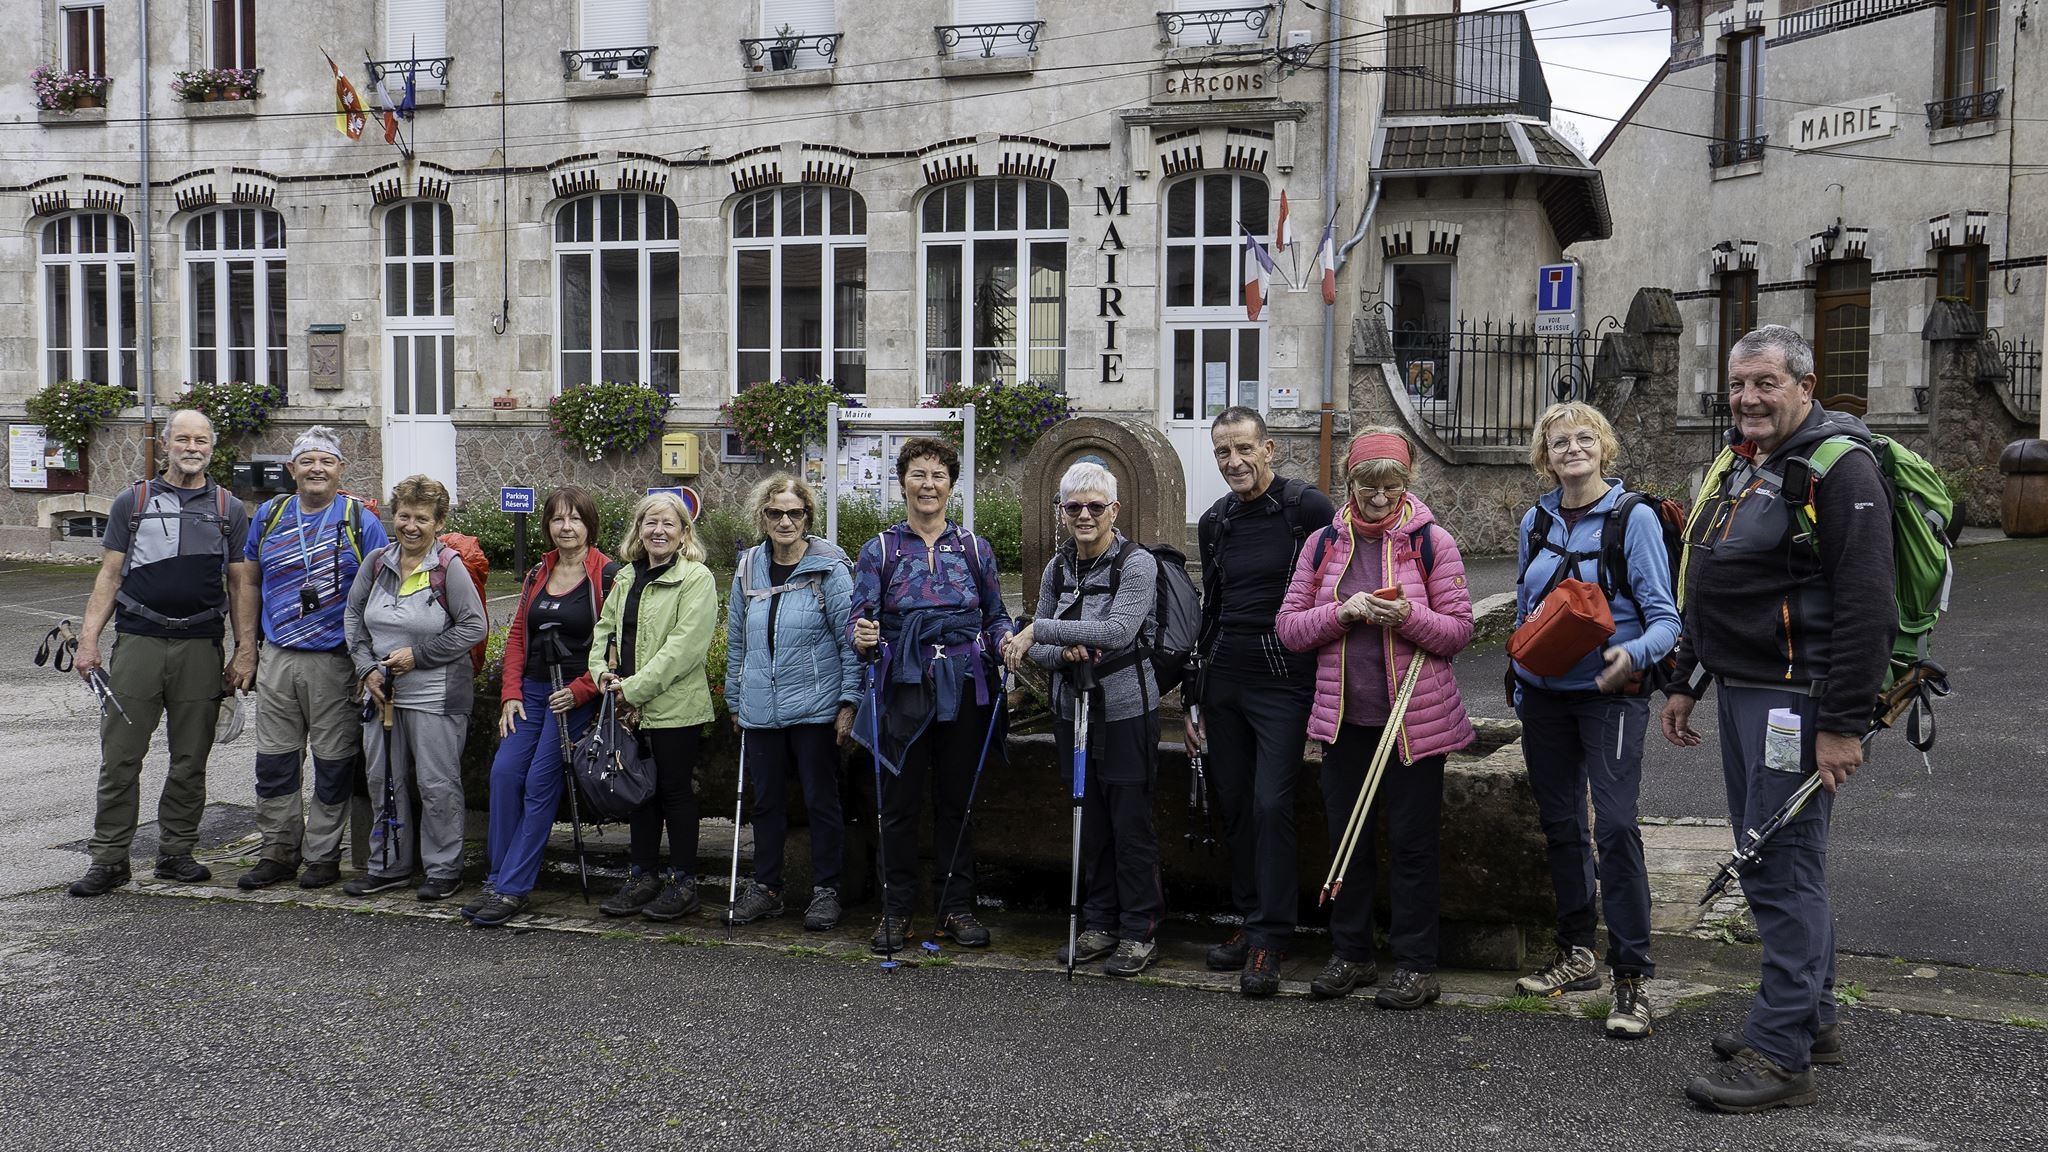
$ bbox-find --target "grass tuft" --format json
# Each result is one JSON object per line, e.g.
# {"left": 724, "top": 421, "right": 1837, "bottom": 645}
{"left": 1834, "top": 981, "right": 1868, "bottom": 1007}
{"left": 2003, "top": 1016, "right": 2047, "bottom": 1030}
{"left": 1580, "top": 996, "right": 1612, "bottom": 1020}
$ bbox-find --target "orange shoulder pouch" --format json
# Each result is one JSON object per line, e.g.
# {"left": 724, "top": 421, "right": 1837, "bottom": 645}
{"left": 1506, "top": 578, "right": 1614, "bottom": 678}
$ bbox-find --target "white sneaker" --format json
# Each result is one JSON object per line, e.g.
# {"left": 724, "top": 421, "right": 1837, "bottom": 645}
{"left": 1607, "top": 975, "right": 1655, "bottom": 1039}
{"left": 1516, "top": 945, "right": 1601, "bottom": 996}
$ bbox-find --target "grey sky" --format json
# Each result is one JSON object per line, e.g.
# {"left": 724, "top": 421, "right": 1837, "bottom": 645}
{"left": 1525, "top": 0, "right": 1672, "bottom": 150}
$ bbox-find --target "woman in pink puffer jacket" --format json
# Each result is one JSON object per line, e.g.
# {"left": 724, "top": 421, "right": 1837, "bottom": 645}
{"left": 1276, "top": 427, "right": 1476, "bottom": 1010}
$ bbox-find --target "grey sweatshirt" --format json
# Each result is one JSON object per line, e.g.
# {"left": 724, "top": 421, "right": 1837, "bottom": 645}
{"left": 1029, "top": 532, "right": 1159, "bottom": 723}
{"left": 345, "top": 540, "right": 489, "bottom": 715}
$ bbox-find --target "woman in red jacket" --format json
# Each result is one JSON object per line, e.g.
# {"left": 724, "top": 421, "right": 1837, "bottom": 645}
{"left": 468, "top": 486, "right": 615, "bottom": 926}
{"left": 1276, "top": 428, "right": 1476, "bottom": 1009}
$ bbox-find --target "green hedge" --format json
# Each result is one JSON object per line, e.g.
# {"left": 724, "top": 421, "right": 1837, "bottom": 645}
{"left": 830, "top": 491, "right": 1021, "bottom": 573}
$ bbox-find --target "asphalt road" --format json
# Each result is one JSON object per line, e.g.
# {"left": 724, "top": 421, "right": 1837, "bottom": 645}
{"left": 1453, "top": 537, "right": 2048, "bottom": 976}
{"left": 2, "top": 892, "right": 2042, "bottom": 1152}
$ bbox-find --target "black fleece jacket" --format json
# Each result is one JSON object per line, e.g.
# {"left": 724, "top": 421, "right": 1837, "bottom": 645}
{"left": 1670, "top": 403, "right": 1896, "bottom": 735}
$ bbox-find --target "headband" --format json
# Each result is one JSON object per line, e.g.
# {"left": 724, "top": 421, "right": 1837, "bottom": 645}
{"left": 1346, "top": 433, "right": 1411, "bottom": 472}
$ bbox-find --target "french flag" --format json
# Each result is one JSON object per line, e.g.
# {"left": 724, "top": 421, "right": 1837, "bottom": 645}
{"left": 1317, "top": 216, "right": 1338, "bottom": 305}
{"left": 1242, "top": 225, "right": 1275, "bottom": 321}
{"left": 1274, "top": 190, "right": 1294, "bottom": 252}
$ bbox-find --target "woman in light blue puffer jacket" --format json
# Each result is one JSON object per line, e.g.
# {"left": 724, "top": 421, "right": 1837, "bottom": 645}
{"left": 723, "top": 473, "right": 860, "bottom": 932}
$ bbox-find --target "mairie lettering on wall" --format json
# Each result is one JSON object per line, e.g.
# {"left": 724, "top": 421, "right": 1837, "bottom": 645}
{"left": 1096, "top": 185, "right": 1130, "bottom": 385}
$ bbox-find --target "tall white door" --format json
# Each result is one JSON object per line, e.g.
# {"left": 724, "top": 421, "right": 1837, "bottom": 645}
{"left": 382, "top": 330, "right": 458, "bottom": 501}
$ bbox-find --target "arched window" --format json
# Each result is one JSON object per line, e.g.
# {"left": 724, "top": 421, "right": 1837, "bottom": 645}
{"left": 553, "top": 192, "right": 679, "bottom": 392}
{"left": 919, "top": 178, "right": 1068, "bottom": 393}
{"left": 732, "top": 185, "right": 866, "bottom": 393}
{"left": 40, "top": 212, "right": 137, "bottom": 389}
{"left": 1162, "top": 173, "right": 1266, "bottom": 420}
{"left": 183, "top": 207, "right": 287, "bottom": 389}
{"left": 384, "top": 201, "right": 456, "bottom": 418}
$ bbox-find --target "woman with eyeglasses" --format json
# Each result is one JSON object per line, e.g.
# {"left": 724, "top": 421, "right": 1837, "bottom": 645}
{"left": 1275, "top": 427, "right": 1475, "bottom": 1010}
{"left": 1002, "top": 462, "right": 1163, "bottom": 978}
{"left": 848, "top": 437, "right": 1013, "bottom": 954}
{"left": 1506, "top": 402, "right": 1680, "bottom": 1040}
{"left": 723, "top": 473, "right": 858, "bottom": 932}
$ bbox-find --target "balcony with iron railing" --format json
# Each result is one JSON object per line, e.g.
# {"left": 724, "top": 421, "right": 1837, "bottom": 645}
{"left": 561, "top": 46, "right": 655, "bottom": 80}
{"left": 935, "top": 21, "right": 1045, "bottom": 59}
{"left": 1927, "top": 89, "right": 2003, "bottom": 129}
{"left": 741, "top": 33, "right": 843, "bottom": 72}
{"left": 1709, "top": 135, "right": 1768, "bottom": 168}
{"left": 1156, "top": 6, "right": 1276, "bottom": 49}
{"left": 365, "top": 56, "right": 451, "bottom": 90}
{"left": 1382, "top": 12, "right": 1551, "bottom": 121}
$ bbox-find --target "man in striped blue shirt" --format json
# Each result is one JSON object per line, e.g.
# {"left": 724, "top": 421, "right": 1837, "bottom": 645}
{"left": 237, "top": 427, "right": 389, "bottom": 890}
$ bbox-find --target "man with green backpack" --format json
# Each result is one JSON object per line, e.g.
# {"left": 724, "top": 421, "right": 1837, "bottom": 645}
{"left": 1661, "top": 325, "right": 1941, "bottom": 1114}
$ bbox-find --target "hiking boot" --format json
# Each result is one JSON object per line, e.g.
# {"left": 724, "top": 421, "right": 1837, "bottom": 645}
{"left": 940, "top": 911, "right": 991, "bottom": 948}
{"left": 1206, "top": 929, "right": 1249, "bottom": 972}
{"left": 1104, "top": 940, "right": 1159, "bottom": 978}
{"left": 870, "top": 915, "right": 909, "bottom": 954}
{"left": 458, "top": 885, "right": 496, "bottom": 918}
{"left": 237, "top": 859, "right": 297, "bottom": 891}
{"left": 297, "top": 861, "right": 341, "bottom": 890}
{"left": 1686, "top": 1049, "right": 1817, "bottom": 1113}
{"left": 1240, "top": 948, "right": 1284, "bottom": 998}
{"left": 68, "top": 860, "right": 131, "bottom": 898}
{"left": 600, "top": 872, "right": 663, "bottom": 918}
{"left": 1713, "top": 1022, "right": 1842, "bottom": 1066}
{"left": 1310, "top": 958, "right": 1380, "bottom": 1001}
{"left": 153, "top": 854, "right": 212, "bottom": 883}
{"left": 1374, "top": 968, "right": 1442, "bottom": 1010}
{"left": 416, "top": 876, "right": 463, "bottom": 902}
{"left": 802, "top": 887, "right": 842, "bottom": 932}
{"left": 641, "top": 874, "right": 700, "bottom": 921}
{"left": 1515, "top": 945, "right": 1601, "bottom": 997}
{"left": 469, "top": 891, "right": 530, "bottom": 928}
{"left": 1057, "top": 929, "right": 1117, "bottom": 967}
{"left": 343, "top": 873, "right": 410, "bottom": 897}
{"left": 725, "top": 881, "right": 784, "bottom": 926}
{"left": 1607, "top": 975, "right": 1654, "bottom": 1040}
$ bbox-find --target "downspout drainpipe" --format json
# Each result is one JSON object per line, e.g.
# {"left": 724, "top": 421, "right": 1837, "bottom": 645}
{"left": 1337, "top": 175, "right": 1382, "bottom": 269}
{"left": 136, "top": 0, "right": 157, "bottom": 476}
{"left": 1319, "top": 0, "right": 1342, "bottom": 494}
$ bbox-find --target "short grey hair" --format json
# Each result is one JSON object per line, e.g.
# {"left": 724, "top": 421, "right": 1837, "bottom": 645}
{"left": 1057, "top": 461, "right": 1118, "bottom": 504}
{"left": 162, "top": 407, "right": 215, "bottom": 441}
{"left": 1729, "top": 324, "right": 1814, "bottom": 380}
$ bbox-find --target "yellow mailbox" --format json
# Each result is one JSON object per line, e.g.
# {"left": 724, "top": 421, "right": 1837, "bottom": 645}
{"left": 660, "top": 431, "right": 701, "bottom": 476}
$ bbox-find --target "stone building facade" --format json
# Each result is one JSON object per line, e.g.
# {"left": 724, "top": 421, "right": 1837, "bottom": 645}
{"left": 3, "top": 0, "right": 1606, "bottom": 550}
{"left": 1575, "top": 0, "right": 2045, "bottom": 521}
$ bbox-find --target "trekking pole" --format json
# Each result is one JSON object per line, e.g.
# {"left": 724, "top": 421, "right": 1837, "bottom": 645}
{"left": 1322, "top": 652, "right": 1428, "bottom": 904}
{"left": 85, "top": 667, "right": 131, "bottom": 724}
{"left": 540, "top": 627, "right": 590, "bottom": 903}
{"left": 725, "top": 730, "right": 747, "bottom": 931}
{"left": 931, "top": 662, "right": 1010, "bottom": 951}
{"left": 1698, "top": 662, "right": 1950, "bottom": 906}
{"left": 376, "top": 689, "right": 398, "bottom": 877}
{"left": 865, "top": 632, "right": 898, "bottom": 970}
{"left": 1066, "top": 657, "right": 1097, "bottom": 982}
{"left": 1186, "top": 703, "right": 1215, "bottom": 853}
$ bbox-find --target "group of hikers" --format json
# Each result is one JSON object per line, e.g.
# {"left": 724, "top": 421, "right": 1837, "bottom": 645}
{"left": 67, "top": 324, "right": 1905, "bottom": 1114}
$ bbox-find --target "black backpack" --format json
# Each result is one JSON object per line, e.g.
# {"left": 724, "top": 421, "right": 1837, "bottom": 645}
{"left": 1521, "top": 491, "right": 1685, "bottom": 692}
{"left": 1056, "top": 539, "right": 1203, "bottom": 695}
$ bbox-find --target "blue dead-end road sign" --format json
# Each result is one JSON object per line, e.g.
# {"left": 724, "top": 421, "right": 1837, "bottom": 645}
{"left": 499, "top": 486, "right": 536, "bottom": 514}
{"left": 1537, "top": 263, "right": 1577, "bottom": 314}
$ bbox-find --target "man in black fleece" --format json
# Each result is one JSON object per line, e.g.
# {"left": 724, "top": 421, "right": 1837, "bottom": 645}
{"left": 1189, "top": 406, "right": 1336, "bottom": 997}
{"left": 1661, "top": 325, "right": 1894, "bottom": 1114}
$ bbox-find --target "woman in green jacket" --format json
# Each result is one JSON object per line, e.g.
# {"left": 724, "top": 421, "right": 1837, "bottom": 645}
{"left": 590, "top": 491, "right": 718, "bottom": 920}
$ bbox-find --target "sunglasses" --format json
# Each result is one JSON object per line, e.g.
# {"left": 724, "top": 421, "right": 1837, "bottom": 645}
{"left": 1062, "top": 501, "right": 1111, "bottom": 519}
{"left": 764, "top": 508, "right": 807, "bottom": 523}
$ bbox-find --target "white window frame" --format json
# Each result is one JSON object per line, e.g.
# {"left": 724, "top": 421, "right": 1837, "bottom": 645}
{"left": 552, "top": 192, "right": 680, "bottom": 393}
{"left": 382, "top": 201, "right": 457, "bottom": 417}
{"left": 1160, "top": 173, "right": 1268, "bottom": 420}
{"left": 916, "top": 177, "right": 1069, "bottom": 394}
{"left": 730, "top": 185, "right": 868, "bottom": 394}
{"left": 1384, "top": 256, "right": 1459, "bottom": 403}
{"left": 39, "top": 212, "right": 136, "bottom": 390}
{"left": 384, "top": 0, "right": 449, "bottom": 88}
{"left": 208, "top": 0, "right": 256, "bottom": 70}
{"left": 182, "top": 207, "right": 287, "bottom": 391}
{"left": 61, "top": 3, "right": 108, "bottom": 76}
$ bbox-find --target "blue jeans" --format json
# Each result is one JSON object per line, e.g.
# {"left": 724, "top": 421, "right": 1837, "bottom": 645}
{"left": 484, "top": 678, "right": 595, "bottom": 898}
{"left": 1517, "top": 684, "right": 1655, "bottom": 977}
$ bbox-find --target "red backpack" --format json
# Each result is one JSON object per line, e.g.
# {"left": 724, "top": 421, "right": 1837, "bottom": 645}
{"left": 368, "top": 532, "right": 493, "bottom": 674}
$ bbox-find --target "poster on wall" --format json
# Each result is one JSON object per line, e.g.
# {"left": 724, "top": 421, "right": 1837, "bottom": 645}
{"left": 1204, "top": 363, "right": 1228, "bottom": 417}
{"left": 10, "top": 425, "right": 48, "bottom": 490}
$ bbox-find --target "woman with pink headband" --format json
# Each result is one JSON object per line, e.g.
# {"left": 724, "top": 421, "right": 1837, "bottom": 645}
{"left": 1276, "top": 426, "right": 1476, "bottom": 1010}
